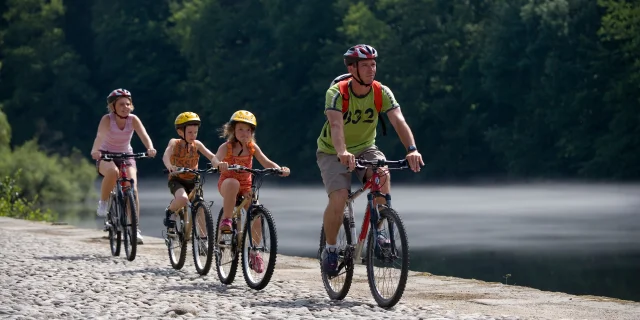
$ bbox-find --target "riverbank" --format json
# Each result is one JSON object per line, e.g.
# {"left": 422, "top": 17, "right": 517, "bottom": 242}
{"left": 1, "top": 217, "right": 638, "bottom": 319}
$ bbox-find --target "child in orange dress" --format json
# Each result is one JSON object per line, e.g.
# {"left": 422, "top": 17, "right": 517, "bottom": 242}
{"left": 215, "top": 110, "right": 290, "bottom": 272}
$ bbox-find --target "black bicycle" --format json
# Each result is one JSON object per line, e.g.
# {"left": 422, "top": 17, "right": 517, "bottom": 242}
{"left": 101, "top": 152, "right": 150, "bottom": 262}
{"left": 162, "top": 164, "right": 218, "bottom": 275}
{"left": 215, "top": 165, "right": 283, "bottom": 290}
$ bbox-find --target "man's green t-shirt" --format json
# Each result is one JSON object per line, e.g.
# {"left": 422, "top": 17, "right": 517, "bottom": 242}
{"left": 317, "top": 80, "right": 400, "bottom": 155}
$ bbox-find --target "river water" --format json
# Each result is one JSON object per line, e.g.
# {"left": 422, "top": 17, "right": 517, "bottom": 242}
{"left": 59, "top": 179, "right": 640, "bottom": 301}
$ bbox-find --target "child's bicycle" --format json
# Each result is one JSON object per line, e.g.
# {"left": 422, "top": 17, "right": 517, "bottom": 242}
{"left": 214, "top": 165, "right": 283, "bottom": 290}
{"left": 162, "top": 164, "right": 218, "bottom": 275}
{"left": 317, "top": 158, "right": 410, "bottom": 309}
{"left": 101, "top": 152, "right": 150, "bottom": 262}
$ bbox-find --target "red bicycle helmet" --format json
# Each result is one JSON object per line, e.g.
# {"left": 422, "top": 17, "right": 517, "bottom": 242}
{"left": 107, "top": 88, "right": 132, "bottom": 104}
{"left": 343, "top": 44, "right": 378, "bottom": 66}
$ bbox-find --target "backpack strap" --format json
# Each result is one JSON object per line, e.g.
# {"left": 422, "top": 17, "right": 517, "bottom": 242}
{"left": 338, "top": 80, "right": 350, "bottom": 113}
{"left": 372, "top": 81, "right": 383, "bottom": 113}
{"left": 372, "top": 81, "right": 387, "bottom": 136}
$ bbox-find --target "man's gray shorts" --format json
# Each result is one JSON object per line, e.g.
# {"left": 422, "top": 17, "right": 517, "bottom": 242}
{"left": 316, "top": 145, "right": 386, "bottom": 195}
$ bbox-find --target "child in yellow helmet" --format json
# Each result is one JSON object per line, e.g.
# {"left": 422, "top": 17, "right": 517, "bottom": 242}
{"left": 161, "top": 112, "right": 228, "bottom": 234}
{"left": 215, "top": 110, "right": 290, "bottom": 273}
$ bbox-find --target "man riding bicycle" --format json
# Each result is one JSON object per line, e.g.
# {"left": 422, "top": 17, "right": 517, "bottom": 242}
{"left": 317, "top": 44, "right": 424, "bottom": 276}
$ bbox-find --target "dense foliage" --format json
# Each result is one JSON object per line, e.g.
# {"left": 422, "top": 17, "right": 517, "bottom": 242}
{"left": 1, "top": 0, "right": 638, "bottom": 182}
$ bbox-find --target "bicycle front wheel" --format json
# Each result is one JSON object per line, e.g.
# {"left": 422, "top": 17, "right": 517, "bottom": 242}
{"left": 192, "top": 202, "right": 215, "bottom": 275}
{"left": 108, "top": 194, "right": 121, "bottom": 256}
{"left": 365, "top": 205, "right": 409, "bottom": 308}
{"left": 168, "top": 208, "right": 187, "bottom": 270}
{"left": 123, "top": 190, "right": 138, "bottom": 261}
{"left": 241, "top": 206, "right": 277, "bottom": 290}
{"left": 318, "top": 217, "right": 353, "bottom": 301}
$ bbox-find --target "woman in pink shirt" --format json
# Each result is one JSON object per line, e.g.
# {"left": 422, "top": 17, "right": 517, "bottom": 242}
{"left": 90, "top": 89, "right": 157, "bottom": 244}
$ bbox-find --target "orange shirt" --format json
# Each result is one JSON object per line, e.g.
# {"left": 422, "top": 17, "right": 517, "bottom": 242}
{"left": 218, "top": 141, "right": 254, "bottom": 193}
{"left": 170, "top": 140, "right": 200, "bottom": 180}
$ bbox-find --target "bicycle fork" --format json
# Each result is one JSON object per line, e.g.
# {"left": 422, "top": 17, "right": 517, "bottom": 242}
{"left": 346, "top": 200, "right": 369, "bottom": 265}
{"left": 349, "top": 195, "right": 385, "bottom": 265}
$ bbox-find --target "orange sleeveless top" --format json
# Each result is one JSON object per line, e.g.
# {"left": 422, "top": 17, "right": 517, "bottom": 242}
{"left": 218, "top": 141, "right": 254, "bottom": 193}
{"left": 170, "top": 140, "right": 200, "bottom": 180}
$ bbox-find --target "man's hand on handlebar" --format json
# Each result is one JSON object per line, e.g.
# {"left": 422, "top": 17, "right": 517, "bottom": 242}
{"left": 337, "top": 151, "right": 355, "bottom": 172}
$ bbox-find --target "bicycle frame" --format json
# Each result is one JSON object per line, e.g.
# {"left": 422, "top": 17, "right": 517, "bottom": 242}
{"left": 166, "top": 167, "right": 216, "bottom": 242}
{"left": 344, "top": 159, "right": 406, "bottom": 265}
{"left": 225, "top": 166, "right": 282, "bottom": 250}
{"left": 104, "top": 154, "right": 141, "bottom": 231}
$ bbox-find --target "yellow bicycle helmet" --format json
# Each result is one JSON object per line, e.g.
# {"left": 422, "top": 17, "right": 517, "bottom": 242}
{"left": 230, "top": 110, "right": 257, "bottom": 127}
{"left": 175, "top": 112, "right": 201, "bottom": 129}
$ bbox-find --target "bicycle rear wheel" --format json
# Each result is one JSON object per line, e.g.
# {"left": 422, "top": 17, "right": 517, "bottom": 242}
{"left": 365, "top": 205, "right": 409, "bottom": 308}
{"left": 241, "top": 206, "right": 277, "bottom": 290}
{"left": 215, "top": 208, "right": 239, "bottom": 284}
{"left": 192, "top": 202, "right": 215, "bottom": 275}
{"left": 168, "top": 208, "right": 188, "bottom": 269}
{"left": 318, "top": 217, "right": 353, "bottom": 301}
{"left": 108, "top": 194, "right": 121, "bottom": 256}
{"left": 123, "top": 190, "right": 138, "bottom": 261}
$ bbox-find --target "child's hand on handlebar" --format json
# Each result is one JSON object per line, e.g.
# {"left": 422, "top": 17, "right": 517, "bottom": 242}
{"left": 217, "top": 161, "right": 229, "bottom": 172}
{"left": 279, "top": 166, "right": 290, "bottom": 177}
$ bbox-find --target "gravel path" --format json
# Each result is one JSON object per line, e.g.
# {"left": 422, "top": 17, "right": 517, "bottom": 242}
{"left": 1, "top": 217, "right": 638, "bottom": 320}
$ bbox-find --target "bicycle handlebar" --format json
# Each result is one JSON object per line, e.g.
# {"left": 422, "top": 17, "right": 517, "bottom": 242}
{"left": 100, "top": 152, "right": 150, "bottom": 161}
{"left": 335, "top": 157, "right": 410, "bottom": 170}
{"left": 226, "top": 165, "right": 285, "bottom": 176}
{"left": 355, "top": 158, "right": 408, "bottom": 170}
{"left": 163, "top": 166, "right": 219, "bottom": 175}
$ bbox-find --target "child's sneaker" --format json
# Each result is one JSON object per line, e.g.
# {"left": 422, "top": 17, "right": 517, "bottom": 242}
{"left": 219, "top": 218, "right": 232, "bottom": 232}
{"left": 137, "top": 229, "right": 144, "bottom": 245}
{"left": 164, "top": 208, "right": 176, "bottom": 234}
{"left": 249, "top": 251, "right": 265, "bottom": 273}
{"left": 96, "top": 200, "right": 108, "bottom": 217}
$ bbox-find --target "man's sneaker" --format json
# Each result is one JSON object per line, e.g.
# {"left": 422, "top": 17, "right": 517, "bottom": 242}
{"left": 377, "top": 233, "right": 391, "bottom": 247}
{"left": 375, "top": 232, "right": 391, "bottom": 259}
{"left": 219, "top": 218, "right": 232, "bottom": 233}
{"left": 96, "top": 200, "right": 108, "bottom": 217}
{"left": 322, "top": 247, "right": 339, "bottom": 277}
{"left": 137, "top": 229, "right": 144, "bottom": 245}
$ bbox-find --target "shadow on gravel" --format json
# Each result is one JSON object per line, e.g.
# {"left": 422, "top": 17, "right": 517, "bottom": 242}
{"left": 110, "top": 267, "right": 185, "bottom": 277}
{"left": 38, "top": 255, "right": 115, "bottom": 263}
{"left": 248, "top": 298, "right": 377, "bottom": 310}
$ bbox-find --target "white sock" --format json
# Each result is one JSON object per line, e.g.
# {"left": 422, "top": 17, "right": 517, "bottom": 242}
{"left": 325, "top": 243, "right": 337, "bottom": 251}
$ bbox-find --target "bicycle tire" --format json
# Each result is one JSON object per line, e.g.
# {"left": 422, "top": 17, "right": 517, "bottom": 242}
{"left": 168, "top": 208, "right": 188, "bottom": 270}
{"left": 318, "top": 217, "right": 353, "bottom": 300}
{"left": 108, "top": 194, "right": 121, "bottom": 256}
{"left": 241, "top": 206, "right": 278, "bottom": 290}
{"left": 365, "top": 205, "right": 409, "bottom": 308}
{"left": 123, "top": 189, "right": 138, "bottom": 261}
{"left": 215, "top": 208, "right": 239, "bottom": 284}
{"left": 192, "top": 202, "right": 215, "bottom": 275}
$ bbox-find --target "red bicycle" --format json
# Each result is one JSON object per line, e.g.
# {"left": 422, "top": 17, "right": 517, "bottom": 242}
{"left": 100, "top": 152, "right": 149, "bottom": 261}
{"left": 318, "top": 158, "right": 410, "bottom": 308}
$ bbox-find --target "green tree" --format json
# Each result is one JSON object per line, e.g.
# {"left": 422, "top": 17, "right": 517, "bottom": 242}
{"left": 92, "top": 0, "right": 188, "bottom": 159}
{"left": 0, "top": 0, "right": 96, "bottom": 154}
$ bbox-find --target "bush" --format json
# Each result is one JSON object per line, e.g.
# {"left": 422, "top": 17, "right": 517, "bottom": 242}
{"left": 0, "top": 140, "right": 97, "bottom": 204}
{"left": 0, "top": 171, "right": 58, "bottom": 222}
